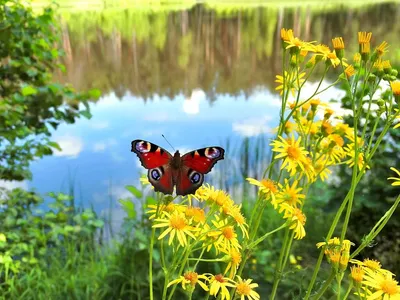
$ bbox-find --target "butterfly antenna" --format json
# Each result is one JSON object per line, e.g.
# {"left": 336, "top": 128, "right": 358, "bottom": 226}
{"left": 162, "top": 134, "right": 176, "bottom": 152}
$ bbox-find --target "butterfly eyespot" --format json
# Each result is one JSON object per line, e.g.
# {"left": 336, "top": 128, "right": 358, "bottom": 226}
{"left": 205, "top": 147, "right": 221, "bottom": 159}
{"left": 190, "top": 172, "right": 201, "bottom": 184}
{"left": 136, "top": 141, "right": 150, "bottom": 153}
{"left": 151, "top": 169, "right": 161, "bottom": 181}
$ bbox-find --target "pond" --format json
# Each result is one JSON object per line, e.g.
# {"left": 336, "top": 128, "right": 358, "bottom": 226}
{"left": 16, "top": 2, "right": 400, "bottom": 229}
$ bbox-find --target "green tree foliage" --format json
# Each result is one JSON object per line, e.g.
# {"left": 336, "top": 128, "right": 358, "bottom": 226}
{"left": 0, "top": 1, "right": 100, "bottom": 181}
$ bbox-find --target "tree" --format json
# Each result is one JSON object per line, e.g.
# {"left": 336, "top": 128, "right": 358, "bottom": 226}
{"left": 0, "top": 1, "right": 100, "bottom": 180}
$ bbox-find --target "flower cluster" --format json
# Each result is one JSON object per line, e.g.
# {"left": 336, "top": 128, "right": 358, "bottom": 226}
{"left": 168, "top": 272, "right": 260, "bottom": 300}
{"left": 350, "top": 258, "right": 400, "bottom": 299}
{"left": 316, "top": 238, "right": 354, "bottom": 272}
{"left": 146, "top": 183, "right": 260, "bottom": 298}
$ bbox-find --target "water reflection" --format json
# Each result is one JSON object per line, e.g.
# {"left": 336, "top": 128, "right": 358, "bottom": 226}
{"left": 56, "top": 3, "right": 400, "bottom": 97}
{"left": 28, "top": 2, "right": 400, "bottom": 221}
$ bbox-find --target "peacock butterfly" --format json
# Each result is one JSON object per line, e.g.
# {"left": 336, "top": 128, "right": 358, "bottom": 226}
{"left": 131, "top": 140, "right": 225, "bottom": 196}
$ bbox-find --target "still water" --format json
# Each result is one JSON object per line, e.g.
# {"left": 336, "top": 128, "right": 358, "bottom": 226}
{"left": 16, "top": 2, "right": 400, "bottom": 227}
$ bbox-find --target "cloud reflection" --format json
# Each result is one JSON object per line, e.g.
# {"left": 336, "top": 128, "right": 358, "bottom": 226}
{"left": 232, "top": 116, "right": 273, "bottom": 137}
{"left": 53, "top": 135, "right": 83, "bottom": 158}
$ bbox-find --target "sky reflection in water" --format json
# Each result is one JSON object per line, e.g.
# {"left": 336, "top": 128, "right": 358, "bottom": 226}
{"left": 28, "top": 87, "right": 281, "bottom": 219}
{"left": 6, "top": 2, "right": 398, "bottom": 227}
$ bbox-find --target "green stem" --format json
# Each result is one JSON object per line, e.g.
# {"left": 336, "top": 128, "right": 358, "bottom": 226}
{"left": 343, "top": 281, "right": 353, "bottom": 300}
{"left": 248, "top": 223, "right": 288, "bottom": 249}
{"left": 269, "top": 228, "right": 290, "bottom": 300}
{"left": 336, "top": 274, "right": 341, "bottom": 300}
{"left": 312, "top": 270, "right": 336, "bottom": 300}
{"left": 149, "top": 226, "right": 156, "bottom": 300}
{"left": 351, "top": 195, "right": 400, "bottom": 258}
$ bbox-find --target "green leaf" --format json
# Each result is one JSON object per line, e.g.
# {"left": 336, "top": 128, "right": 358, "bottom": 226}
{"left": 47, "top": 141, "right": 61, "bottom": 151}
{"left": 21, "top": 85, "right": 37, "bottom": 96}
{"left": 118, "top": 198, "right": 137, "bottom": 219}
{"left": 146, "top": 196, "right": 157, "bottom": 206}
{"left": 92, "top": 219, "right": 104, "bottom": 228}
{"left": 88, "top": 89, "right": 101, "bottom": 99}
{"left": 125, "top": 185, "right": 142, "bottom": 198}
{"left": 80, "top": 110, "right": 92, "bottom": 119}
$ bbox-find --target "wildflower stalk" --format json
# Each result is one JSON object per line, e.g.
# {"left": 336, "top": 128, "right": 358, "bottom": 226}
{"left": 343, "top": 280, "right": 353, "bottom": 300}
{"left": 336, "top": 274, "right": 341, "bottom": 300}
{"left": 269, "top": 227, "right": 290, "bottom": 300}
{"left": 351, "top": 195, "right": 400, "bottom": 258}
{"left": 247, "top": 223, "right": 287, "bottom": 249}
{"left": 305, "top": 115, "right": 395, "bottom": 298}
{"left": 149, "top": 226, "right": 156, "bottom": 300}
{"left": 313, "top": 270, "right": 336, "bottom": 300}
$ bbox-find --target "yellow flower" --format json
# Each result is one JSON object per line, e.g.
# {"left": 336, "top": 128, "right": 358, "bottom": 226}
{"left": 275, "top": 70, "right": 306, "bottom": 96}
{"left": 209, "top": 217, "right": 241, "bottom": 252}
{"left": 147, "top": 203, "right": 181, "bottom": 220}
{"left": 382, "top": 60, "right": 392, "bottom": 72}
{"left": 246, "top": 177, "right": 279, "bottom": 208}
{"left": 194, "top": 183, "right": 215, "bottom": 201}
{"left": 375, "top": 41, "right": 389, "bottom": 57}
{"left": 271, "top": 135, "right": 309, "bottom": 175}
{"left": 208, "top": 274, "right": 235, "bottom": 300}
{"left": 358, "top": 32, "right": 372, "bottom": 44}
{"left": 351, "top": 265, "right": 365, "bottom": 284}
{"left": 153, "top": 211, "right": 198, "bottom": 247}
{"left": 298, "top": 156, "right": 316, "bottom": 183}
{"left": 388, "top": 167, "right": 400, "bottom": 186}
{"left": 235, "top": 276, "right": 260, "bottom": 300}
{"left": 332, "top": 37, "right": 345, "bottom": 50}
{"left": 362, "top": 268, "right": 400, "bottom": 299}
{"left": 276, "top": 179, "right": 305, "bottom": 208}
{"left": 361, "top": 42, "right": 371, "bottom": 54}
{"left": 390, "top": 81, "right": 400, "bottom": 98}
{"left": 228, "top": 204, "right": 249, "bottom": 238}
{"left": 313, "top": 44, "right": 331, "bottom": 56}
{"left": 185, "top": 206, "right": 206, "bottom": 224}
{"left": 314, "top": 158, "right": 332, "bottom": 182}
{"left": 350, "top": 258, "right": 394, "bottom": 277}
{"left": 316, "top": 238, "right": 354, "bottom": 252}
{"left": 223, "top": 248, "right": 242, "bottom": 278}
{"left": 280, "top": 205, "right": 306, "bottom": 239}
{"left": 209, "top": 190, "right": 234, "bottom": 208}
{"left": 344, "top": 65, "right": 356, "bottom": 78}
{"left": 280, "top": 28, "right": 294, "bottom": 42}
{"left": 168, "top": 271, "right": 209, "bottom": 291}
{"left": 344, "top": 144, "right": 370, "bottom": 172}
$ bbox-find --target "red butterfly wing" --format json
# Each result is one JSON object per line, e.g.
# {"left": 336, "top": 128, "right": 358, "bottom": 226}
{"left": 181, "top": 147, "right": 225, "bottom": 174}
{"left": 131, "top": 140, "right": 174, "bottom": 194}
{"left": 176, "top": 147, "right": 225, "bottom": 196}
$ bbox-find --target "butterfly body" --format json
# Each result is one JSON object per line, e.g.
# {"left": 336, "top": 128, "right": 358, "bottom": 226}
{"left": 131, "top": 140, "right": 224, "bottom": 196}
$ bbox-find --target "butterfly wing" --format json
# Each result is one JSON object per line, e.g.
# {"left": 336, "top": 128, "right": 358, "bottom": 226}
{"left": 176, "top": 147, "right": 225, "bottom": 196}
{"left": 131, "top": 140, "right": 174, "bottom": 194}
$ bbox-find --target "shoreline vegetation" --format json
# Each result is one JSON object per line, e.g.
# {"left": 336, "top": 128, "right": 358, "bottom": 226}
{"left": 1, "top": 1, "right": 399, "bottom": 299}
{"left": 30, "top": 0, "right": 400, "bottom": 12}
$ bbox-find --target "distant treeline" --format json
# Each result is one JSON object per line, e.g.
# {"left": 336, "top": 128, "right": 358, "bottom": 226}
{"left": 43, "top": 2, "right": 400, "bottom": 99}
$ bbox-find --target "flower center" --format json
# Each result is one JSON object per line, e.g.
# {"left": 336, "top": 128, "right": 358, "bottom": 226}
{"left": 184, "top": 272, "right": 198, "bottom": 286}
{"left": 380, "top": 278, "right": 398, "bottom": 295}
{"left": 170, "top": 214, "right": 187, "bottom": 230}
{"left": 222, "top": 227, "right": 235, "bottom": 240}
{"left": 215, "top": 274, "right": 225, "bottom": 283}
{"left": 236, "top": 282, "right": 251, "bottom": 295}
{"left": 287, "top": 145, "right": 301, "bottom": 160}
{"left": 261, "top": 179, "right": 278, "bottom": 193}
{"left": 231, "top": 249, "right": 242, "bottom": 264}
